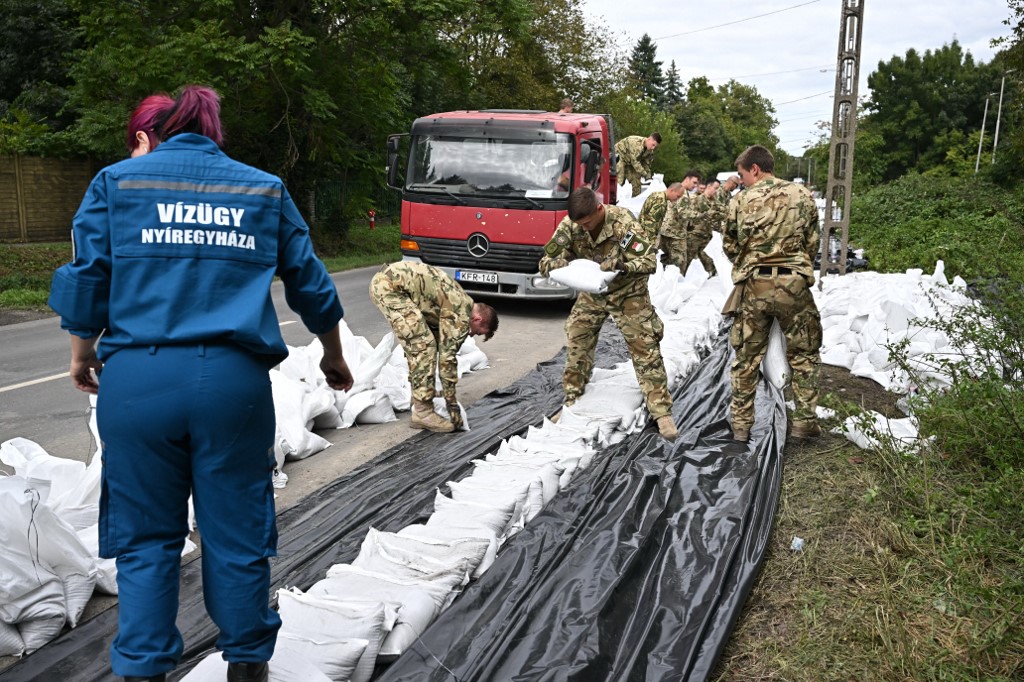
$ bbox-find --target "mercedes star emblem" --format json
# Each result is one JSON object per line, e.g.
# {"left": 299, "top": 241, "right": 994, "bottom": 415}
{"left": 467, "top": 233, "right": 490, "bottom": 258}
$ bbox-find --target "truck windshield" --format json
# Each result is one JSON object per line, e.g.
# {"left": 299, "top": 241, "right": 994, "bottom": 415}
{"left": 407, "top": 134, "right": 574, "bottom": 199}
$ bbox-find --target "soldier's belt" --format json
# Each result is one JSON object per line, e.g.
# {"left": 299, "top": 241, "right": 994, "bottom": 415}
{"left": 753, "top": 266, "right": 794, "bottom": 277}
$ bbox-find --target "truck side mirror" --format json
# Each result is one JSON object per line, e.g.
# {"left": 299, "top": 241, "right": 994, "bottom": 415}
{"left": 386, "top": 135, "right": 402, "bottom": 189}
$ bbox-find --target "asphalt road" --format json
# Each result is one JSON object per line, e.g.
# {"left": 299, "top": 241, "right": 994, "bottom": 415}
{"left": 0, "top": 265, "right": 572, "bottom": 511}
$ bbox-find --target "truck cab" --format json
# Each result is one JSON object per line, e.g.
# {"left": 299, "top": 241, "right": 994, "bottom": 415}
{"left": 386, "top": 110, "right": 616, "bottom": 299}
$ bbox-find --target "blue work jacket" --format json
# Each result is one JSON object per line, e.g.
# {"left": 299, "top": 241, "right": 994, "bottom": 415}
{"left": 49, "top": 133, "right": 343, "bottom": 364}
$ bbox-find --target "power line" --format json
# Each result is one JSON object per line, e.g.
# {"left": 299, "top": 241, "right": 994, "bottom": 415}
{"left": 774, "top": 91, "right": 831, "bottom": 105}
{"left": 653, "top": 0, "right": 823, "bottom": 40}
{"left": 708, "top": 64, "right": 834, "bottom": 82}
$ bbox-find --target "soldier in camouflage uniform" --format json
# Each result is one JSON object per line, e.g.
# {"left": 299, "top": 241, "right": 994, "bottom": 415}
{"left": 614, "top": 132, "right": 661, "bottom": 198}
{"left": 637, "top": 181, "right": 685, "bottom": 241}
{"left": 722, "top": 145, "right": 823, "bottom": 443}
{"left": 658, "top": 171, "right": 701, "bottom": 271}
{"left": 539, "top": 187, "right": 678, "bottom": 441}
{"left": 369, "top": 262, "right": 499, "bottom": 433}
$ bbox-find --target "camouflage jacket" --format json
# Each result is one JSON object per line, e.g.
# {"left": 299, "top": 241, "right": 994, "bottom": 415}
{"left": 638, "top": 190, "right": 671, "bottom": 239}
{"left": 660, "top": 192, "right": 702, "bottom": 239}
{"left": 376, "top": 261, "right": 473, "bottom": 395}
{"left": 614, "top": 136, "right": 654, "bottom": 178}
{"left": 538, "top": 205, "right": 656, "bottom": 297}
{"left": 696, "top": 192, "right": 728, "bottom": 235}
{"left": 724, "top": 177, "right": 819, "bottom": 284}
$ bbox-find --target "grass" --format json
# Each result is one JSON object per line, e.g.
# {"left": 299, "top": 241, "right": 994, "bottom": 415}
{"left": 714, "top": 382, "right": 1024, "bottom": 681}
{"left": 0, "top": 221, "right": 401, "bottom": 311}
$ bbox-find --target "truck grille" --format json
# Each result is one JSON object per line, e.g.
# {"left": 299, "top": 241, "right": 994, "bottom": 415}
{"left": 406, "top": 237, "right": 544, "bottom": 274}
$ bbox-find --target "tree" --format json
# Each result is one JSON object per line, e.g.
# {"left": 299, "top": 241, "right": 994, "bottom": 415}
{"left": 662, "top": 60, "right": 683, "bottom": 109}
{"left": 0, "top": 0, "right": 81, "bottom": 153}
{"left": 627, "top": 34, "right": 664, "bottom": 103}
{"left": 862, "top": 41, "right": 1000, "bottom": 180}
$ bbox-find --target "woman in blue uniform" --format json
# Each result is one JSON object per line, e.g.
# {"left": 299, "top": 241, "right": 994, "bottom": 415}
{"left": 49, "top": 86, "right": 353, "bottom": 682}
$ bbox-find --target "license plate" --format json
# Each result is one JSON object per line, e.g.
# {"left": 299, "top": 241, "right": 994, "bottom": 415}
{"left": 456, "top": 270, "right": 498, "bottom": 285}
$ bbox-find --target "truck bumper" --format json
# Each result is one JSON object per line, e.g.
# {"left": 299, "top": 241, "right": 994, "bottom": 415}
{"left": 401, "top": 255, "right": 576, "bottom": 300}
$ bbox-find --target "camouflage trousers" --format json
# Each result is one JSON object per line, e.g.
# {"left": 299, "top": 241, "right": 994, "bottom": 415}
{"left": 616, "top": 162, "right": 644, "bottom": 198}
{"left": 728, "top": 273, "right": 823, "bottom": 429}
{"left": 660, "top": 232, "right": 715, "bottom": 275}
{"left": 369, "top": 270, "right": 439, "bottom": 403}
{"left": 563, "top": 287, "right": 673, "bottom": 419}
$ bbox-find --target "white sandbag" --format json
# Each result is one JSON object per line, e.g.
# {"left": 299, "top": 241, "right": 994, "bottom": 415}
{"left": 270, "top": 371, "right": 332, "bottom": 463}
{"left": 306, "top": 385, "right": 343, "bottom": 430}
{"left": 839, "top": 411, "right": 920, "bottom": 452}
{"left": 351, "top": 333, "right": 398, "bottom": 395}
{"left": 447, "top": 477, "right": 531, "bottom": 536}
{"left": 429, "top": 493, "right": 518, "bottom": 543}
{"left": 761, "top": 319, "right": 791, "bottom": 389}
{"left": 28, "top": 500, "right": 97, "bottom": 628}
{"left": 0, "top": 620, "right": 24, "bottom": 658}
{"left": 373, "top": 363, "right": 412, "bottom": 413}
{"left": 181, "top": 647, "right": 332, "bottom": 682}
{"left": 276, "top": 588, "right": 385, "bottom": 682}
{"left": 274, "top": 632, "right": 368, "bottom": 682}
{"left": 547, "top": 259, "right": 619, "bottom": 294}
{"left": 313, "top": 565, "right": 453, "bottom": 659}
{"left": 0, "top": 480, "right": 70, "bottom": 651}
{"left": 351, "top": 528, "right": 483, "bottom": 593}
{"left": 821, "top": 345, "right": 856, "bottom": 370}
{"left": 554, "top": 405, "right": 622, "bottom": 446}
{"left": 397, "top": 524, "right": 499, "bottom": 581}
{"left": 433, "top": 397, "right": 469, "bottom": 432}
{"left": 76, "top": 524, "right": 117, "bottom": 595}
{"left": 0, "top": 438, "right": 100, "bottom": 530}
{"left": 470, "top": 460, "right": 564, "bottom": 510}
{"left": 341, "top": 389, "right": 398, "bottom": 427}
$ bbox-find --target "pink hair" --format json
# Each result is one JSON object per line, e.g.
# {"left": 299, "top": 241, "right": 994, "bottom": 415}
{"left": 126, "top": 94, "right": 175, "bottom": 153}
{"left": 155, "top": 85, "right": 225, "bottom": 147}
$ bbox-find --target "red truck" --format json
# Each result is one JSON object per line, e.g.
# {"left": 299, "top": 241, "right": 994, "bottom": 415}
{"left": 386, "top": 109, "right": 617, "bottom": 300}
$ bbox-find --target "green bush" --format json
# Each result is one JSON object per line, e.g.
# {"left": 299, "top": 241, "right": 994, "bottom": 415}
{"left": 850, "top": 174, "right": 1024, "bottom": 282}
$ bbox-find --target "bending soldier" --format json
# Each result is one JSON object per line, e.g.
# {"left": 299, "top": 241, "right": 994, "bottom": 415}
{"left": 722, "top": 145, "right": 823, "bottom": 443}
{"left": 637, "top": 181, "right": 686, "bottom": 241}
{"left": 539, "top": 187, "right": 678, "bottom": 441}
{"left": 370, "top": 262, "right": 498, "bottom": 433}
{"left": 614, "top": 132, "right": 661, "bottom": 198}
{"left": 657, "top": 170, "right": 700, "bottom": 271}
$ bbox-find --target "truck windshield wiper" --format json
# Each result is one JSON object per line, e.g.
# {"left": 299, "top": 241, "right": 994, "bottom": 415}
{"left": 408, "top": 184, "right": 466, "bottom": 205}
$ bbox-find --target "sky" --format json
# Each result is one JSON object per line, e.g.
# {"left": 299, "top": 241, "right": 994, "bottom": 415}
{"left": 581, "top": 0, "right": 1013, "bottom": 156}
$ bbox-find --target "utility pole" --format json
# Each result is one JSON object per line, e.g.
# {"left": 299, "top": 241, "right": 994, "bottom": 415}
{"left": 992, "top": 69, "right": 1015, "bottom": 164}
{"left": 975, "top": 94, "right": 992, "bottom": 173}
{"left": 819, "top": 0, "right": 865, "bottom": 283}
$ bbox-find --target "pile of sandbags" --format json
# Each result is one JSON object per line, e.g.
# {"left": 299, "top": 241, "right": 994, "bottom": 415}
{"left": 268, "top": 321, "right": 491, "bottom": 488}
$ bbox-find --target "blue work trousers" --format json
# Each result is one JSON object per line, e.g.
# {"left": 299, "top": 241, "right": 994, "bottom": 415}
{"left": 96, "top": 342, "right": 281, "bottom": 677}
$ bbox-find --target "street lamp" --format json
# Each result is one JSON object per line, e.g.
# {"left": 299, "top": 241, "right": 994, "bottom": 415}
{"left": 975, "top": 93, "right": 996, "bottom": 174}
{"left": 992, "top": 69, "right": 1016, "bottom": 165}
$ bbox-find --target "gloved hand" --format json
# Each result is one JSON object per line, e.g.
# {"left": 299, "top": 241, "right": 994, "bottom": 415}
{"left": 446, "top": 400, "right": 464, "bottom": 430}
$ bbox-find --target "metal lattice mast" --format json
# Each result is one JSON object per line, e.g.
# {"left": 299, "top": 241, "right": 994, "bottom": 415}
{"left": 819, "top": 0, "right": 865, "bottom": 281}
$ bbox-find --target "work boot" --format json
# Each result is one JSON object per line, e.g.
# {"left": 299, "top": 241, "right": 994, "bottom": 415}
{"left": 656, "top": 415, "right": 678, "bottom": 441}
{"left": 124, "top": 676, "right": 166, "bottom": 682}
{"left": 790, "top": 421, "right": 821, "bottom": 442}
{"left": 227, "top": 662, "right": 268, "bottom": 682}
{"left": 410, "top": 400, "right": 454, "bottom": 433}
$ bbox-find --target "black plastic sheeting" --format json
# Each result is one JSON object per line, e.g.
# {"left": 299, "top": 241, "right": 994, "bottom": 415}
{"left": 0, "top": 327, "right": 787, "bottom": 682}
{"left": 378, "top": 335, "right": 786, "bottom": 682}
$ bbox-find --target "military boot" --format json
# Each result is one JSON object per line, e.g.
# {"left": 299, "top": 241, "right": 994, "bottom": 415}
{"left": 227, "top": 662, "right": 268, "bottom": 682}
{"left": 732, "top": 427, "right": 750, "bottom": 443}
{"left": 656, "top": 415, "right": 678, "bottom": 441}
{"left": 790, "top": 421, "right": 821, "bottom": 442}
{"left": 410, "top": 400, "right": 455, "bottom": 433}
